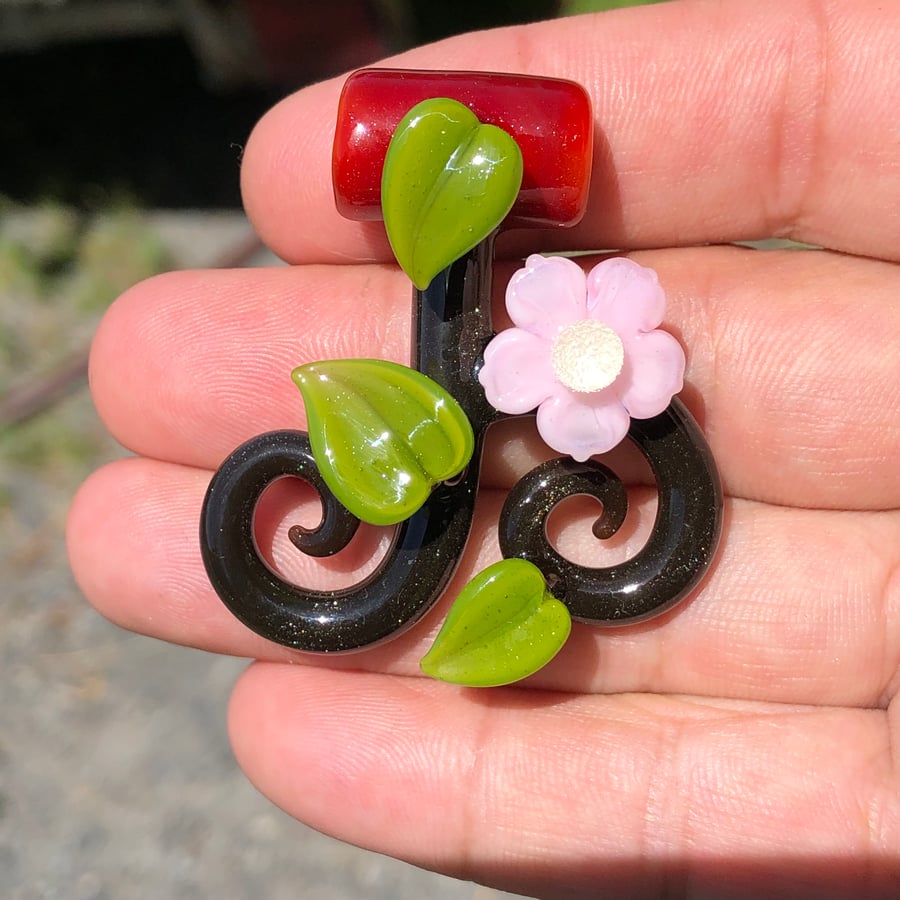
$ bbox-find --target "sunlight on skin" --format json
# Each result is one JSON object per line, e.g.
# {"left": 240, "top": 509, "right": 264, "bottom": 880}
{"left": 69, "top": 0, "right": 900, "bottom": 894}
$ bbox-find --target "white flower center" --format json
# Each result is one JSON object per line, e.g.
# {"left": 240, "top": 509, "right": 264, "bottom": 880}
{"left": 551, "top": 319, "right": 624, "bottom": 393}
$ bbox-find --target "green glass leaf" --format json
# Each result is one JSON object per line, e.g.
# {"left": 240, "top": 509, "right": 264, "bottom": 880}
{"left": 292, "top": 359, "right": 474, "bottom": 526}
{"left": 382, "top": 97, "right": 524, "bottom": 290}
{"left": 421, "top": 559, "right": 572, "bottom": 687}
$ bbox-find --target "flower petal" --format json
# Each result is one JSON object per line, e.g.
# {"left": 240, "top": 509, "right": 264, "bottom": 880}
{"left": 506, "top": 254, "right": 587, "bottom": 339}
{"left": 535, "top": 390, "right": 631, "bottom": 461}
{"left": 617, "top": 329, "right": 686, "bottom": 419}
{"left": 585, "top": 257, "right": 667, "bottom": 337}
{"left": 479, "top": 328, "right": 556, "bottom": 414}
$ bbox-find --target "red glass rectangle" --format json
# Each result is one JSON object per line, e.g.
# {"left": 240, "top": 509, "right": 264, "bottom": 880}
{"left": 332, "top": 68, "right": 593, "bottom": 228}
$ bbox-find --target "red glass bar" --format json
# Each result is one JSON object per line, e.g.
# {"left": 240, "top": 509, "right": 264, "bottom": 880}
{"left": 332, "top": 68, "right": 594, "bottom": 228}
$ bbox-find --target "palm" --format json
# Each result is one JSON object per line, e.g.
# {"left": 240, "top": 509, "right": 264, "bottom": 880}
{"left": 69, "top": 0, "right": 900, "bottom": 895}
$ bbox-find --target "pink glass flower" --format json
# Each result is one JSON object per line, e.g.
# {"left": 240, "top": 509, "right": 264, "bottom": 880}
{"left": 478, "top": 254, "right": 685, "bottom": 461}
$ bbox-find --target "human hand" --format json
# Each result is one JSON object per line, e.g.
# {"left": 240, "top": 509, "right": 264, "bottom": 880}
{"left": 68, "top": 0, "right": 900, "bottom": 895}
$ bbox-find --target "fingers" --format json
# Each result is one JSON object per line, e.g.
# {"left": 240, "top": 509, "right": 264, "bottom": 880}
{"left": 89, "top": 263, "right": 407, "bottom": 466}
{"left": 227, "top": 664, "right": 900, "bottom": 897}
{"left": 90, "top": 246, "right": 900, "bottom": 510}
{"left": 67, "top": 455, "right": 900, "bottom": 707}
{"left": 241, "top": 0, "right": 900, "bottom": 264}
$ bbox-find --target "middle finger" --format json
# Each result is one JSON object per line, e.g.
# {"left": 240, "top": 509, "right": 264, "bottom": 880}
{"left": 91, "top": 245, "right": 900, "bottom": 510}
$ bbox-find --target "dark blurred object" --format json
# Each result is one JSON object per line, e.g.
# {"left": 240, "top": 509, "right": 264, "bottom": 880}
{"left": 0, "top": 0, "right": 388, "bottom": 89}
{"left": 0, "top": 0, "right": 562, "bottom": 208}
{"left": 0, "top": 0, "right": 564, "bottom": 89}
{"left": 0, "top": 33, "right": 278, "bottom": 207}
{"left": 0, "top": 0, "right": 389, "bottom": 206}
{"left": 243, "top": 0, "right": 385, "bottom": 85}
{"left": 400, "top": 0, "right": 558, "bottom": 43}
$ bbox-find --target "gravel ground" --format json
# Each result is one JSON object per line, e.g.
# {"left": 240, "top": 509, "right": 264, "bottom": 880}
{"left": 0, "top": 210, "right": 523, "bottom": 900}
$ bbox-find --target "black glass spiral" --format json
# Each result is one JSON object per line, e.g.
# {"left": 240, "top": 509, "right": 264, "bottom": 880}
{"left": 200, "top": 235, "right": 722, "bottom": 651}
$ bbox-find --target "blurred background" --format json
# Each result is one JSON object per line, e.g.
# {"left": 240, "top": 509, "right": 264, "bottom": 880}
{"left": 0, "top": 1, "right": 663, "bottom": 897}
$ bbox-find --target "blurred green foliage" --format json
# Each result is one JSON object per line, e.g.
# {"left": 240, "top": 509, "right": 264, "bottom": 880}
{"left": 0, "top": 197, "right": 169, "bottom": 473}
{"left": 559, "top": 0, "right": 668, "bottom": 12}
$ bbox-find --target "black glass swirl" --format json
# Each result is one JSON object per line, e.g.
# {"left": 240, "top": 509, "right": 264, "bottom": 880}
{"left": 200, "top": 238, "right": 497, "bottom": 652}
{"left": 200, "top": 236, "right": 722, "bottom": 651}
{"left": 499, "top": 400, "right": 722, "bottom": 623}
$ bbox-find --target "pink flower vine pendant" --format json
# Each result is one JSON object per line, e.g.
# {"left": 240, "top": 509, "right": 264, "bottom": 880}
{"left": 199, "top": 69, "right": 723, "bottom": 687}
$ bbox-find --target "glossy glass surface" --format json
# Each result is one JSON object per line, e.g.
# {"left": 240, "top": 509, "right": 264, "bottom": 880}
{"left": 200, "top": 238, "right": 723, "bottom": 652}
{"left": 291, "top": 358, "right": 474, "bottom": 526}
{"left": 200, "top": 69, "right": 722, "bottom": 657}
{"left": 200, "top": 239, "right": 499, "bottom": 652}
{"left": 381, "top": 97, "right": 522, "bottom": 289}
{"left": 499, "top": 400, "right": 723, "bottom": 624}
{"left": 420, "top": 558, "right": 571, "bottom": 687}
{"left": 333, "top": 68, "right": 593, "bottom": 227}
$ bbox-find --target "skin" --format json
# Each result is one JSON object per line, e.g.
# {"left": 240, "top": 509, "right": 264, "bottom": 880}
{"left": 67, "top": 0, "right": 900, "bottom": 896}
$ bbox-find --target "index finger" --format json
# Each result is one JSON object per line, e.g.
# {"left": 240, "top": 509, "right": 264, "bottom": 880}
{"left": 241, "top": 0, "right": 900, "bottom": 265}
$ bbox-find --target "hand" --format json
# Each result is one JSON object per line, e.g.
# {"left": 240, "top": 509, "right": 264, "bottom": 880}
{"left": 68, "top": 0, "right": 900, "bottom": 895}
